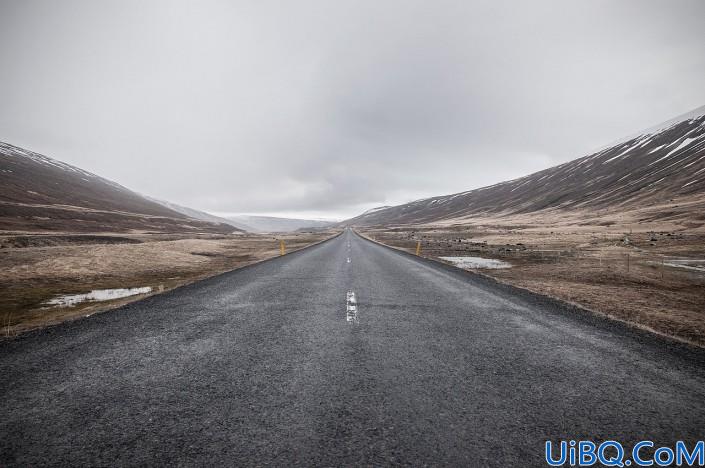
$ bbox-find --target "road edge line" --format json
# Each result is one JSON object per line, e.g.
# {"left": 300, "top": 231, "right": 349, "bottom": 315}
{"left": 354, "top": 230, "right": 705, "bottom": 353}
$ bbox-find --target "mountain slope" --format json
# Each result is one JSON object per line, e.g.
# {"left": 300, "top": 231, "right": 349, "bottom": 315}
{"left": 226, "top": 215, "right": 335, "bottom": 233}
{"left": 346, "top": 105, "right": 705, "bottom": 226}
{"left": 145, "top": 197, "right": 255, "bottom": 232}
{"left": 0, "top": 141, "right": 239, "bottom": 234}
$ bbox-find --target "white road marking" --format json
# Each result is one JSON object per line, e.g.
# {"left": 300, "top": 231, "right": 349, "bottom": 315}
{"left": 347, "top": 257, "right": 351, "bottom": 263}
{"left": 346, "top": 290, "right": 358, "bottom": 323}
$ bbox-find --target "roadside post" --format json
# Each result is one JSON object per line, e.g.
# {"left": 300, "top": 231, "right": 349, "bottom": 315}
{"left": 416, "top": 241, "right": 421, "bottom": 256}
{"left": 280, "top": 239, "right": 286, "bottom": 255}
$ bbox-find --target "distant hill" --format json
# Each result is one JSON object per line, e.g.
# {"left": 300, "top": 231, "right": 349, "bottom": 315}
{"left": 0, "top": 141, "right": 239, "bottom": 234}
{"left": 145, "top": 197, "right": 255, "bottom": 232}
{"left": 361, "top": 206, "right": 392, "bottom": 215}
{"left": 346, "top": 105, "right": 705, "bottom": 226}
{"left": 142, "top": 201, "right": 334, "bottom": 233}
{"left": 226, "top": 215, "right": 335, "bottom": 233}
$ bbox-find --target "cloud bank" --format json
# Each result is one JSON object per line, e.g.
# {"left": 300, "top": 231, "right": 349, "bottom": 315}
{"left": 1, "top": 0, "right": 704, "bottom": 218}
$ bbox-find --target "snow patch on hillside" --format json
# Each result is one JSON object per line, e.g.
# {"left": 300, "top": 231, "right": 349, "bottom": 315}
{"left": 0, "top": 141, "right": 132, "bottom": 193}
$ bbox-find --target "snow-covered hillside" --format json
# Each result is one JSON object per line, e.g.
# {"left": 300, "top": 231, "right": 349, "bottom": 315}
{"left": 0, "top": 141, "right": 237, "bottom": 233}
{"left": 346, "top": 105, "right": 705, "bottom": 226}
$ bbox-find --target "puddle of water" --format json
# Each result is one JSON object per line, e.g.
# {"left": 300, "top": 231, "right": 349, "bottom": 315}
{"left": 45, "top": 287, "right": 153, "bottom": 308}
{"left": 661, "top": 259, "right": 705, "bottom": 272}
{"left": 439, "top": 256, "right": 511, "bottom": 269}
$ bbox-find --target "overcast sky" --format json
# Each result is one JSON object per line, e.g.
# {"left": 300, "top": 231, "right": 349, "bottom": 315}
{"left": 1, "top": 1, "right": 704, "bottom": 219}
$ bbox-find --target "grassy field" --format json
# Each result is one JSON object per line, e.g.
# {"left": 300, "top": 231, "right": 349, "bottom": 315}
{"left": 0, "top": 230, "right": 337, "bottom": 336}
{"left": 360, "top": 218, "right": 705, "bottom": 347}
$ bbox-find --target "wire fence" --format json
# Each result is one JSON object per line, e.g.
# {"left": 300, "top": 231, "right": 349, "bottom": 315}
{"left": 373, "top": 237, "right": 705, "bottom": 282}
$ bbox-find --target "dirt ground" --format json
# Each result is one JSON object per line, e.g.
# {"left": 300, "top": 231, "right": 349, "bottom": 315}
{"left": 0, "top": 230, "right": 337, "bottom": 336}
{"left": 360, "top": 212, "right": 705, "bottom": 347}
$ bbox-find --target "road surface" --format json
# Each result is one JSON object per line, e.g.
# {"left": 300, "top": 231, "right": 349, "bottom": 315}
{"left": 1, "top": 229, "right": 704, "bottom": 466}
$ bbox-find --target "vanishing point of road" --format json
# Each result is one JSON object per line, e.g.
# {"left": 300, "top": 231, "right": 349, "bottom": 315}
{"left": 1, "top": 229, "right": 704, "bottom": 466}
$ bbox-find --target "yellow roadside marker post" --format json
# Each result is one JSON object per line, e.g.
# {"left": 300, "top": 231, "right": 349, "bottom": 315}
{"left": 280, "top": 239, "right": 286, "bottom": 255}
{"left": 415, "top": 241, "right": 421, "bottom": 256}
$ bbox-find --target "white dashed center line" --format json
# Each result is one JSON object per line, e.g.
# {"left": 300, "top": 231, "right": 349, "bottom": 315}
{"left": 346, "top": 290, "right": 358, "bottom": 323}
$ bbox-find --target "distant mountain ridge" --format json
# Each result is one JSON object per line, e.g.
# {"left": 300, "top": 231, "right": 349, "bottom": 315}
{"left": 0, "top": 141, "right": 239, "bottom": 234}
{"left": 345, "top": 105, "right": 705, "bottom": 226}
{"left": 144, "top": 200, "right": 332, "bottom": 233}
{"left": 226, "top": 215, "right": 335, "bottom": 233}
{"left": 145, "top": 197, "right": 255, "bottom": 232}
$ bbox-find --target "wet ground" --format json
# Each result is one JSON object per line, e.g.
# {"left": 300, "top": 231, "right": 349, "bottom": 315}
{"left": 1, "top": 230, "right": 704, "bottom": 466}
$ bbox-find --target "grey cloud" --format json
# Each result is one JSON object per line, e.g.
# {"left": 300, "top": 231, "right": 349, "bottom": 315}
{"left": 1, "top": 0, "right": 704, "bottom": 218}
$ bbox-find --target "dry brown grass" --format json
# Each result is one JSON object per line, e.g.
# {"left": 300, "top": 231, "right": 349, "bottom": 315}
{"left": 0, "top": 231, "right": 337, "bottom": 336}
{"left": 361, "top": 214, "right": 705, "bottom": 346}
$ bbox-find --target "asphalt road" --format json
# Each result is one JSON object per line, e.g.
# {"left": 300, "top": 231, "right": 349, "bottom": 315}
{"left": 1, "top": 229, "right": 704, "bottom": 466}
